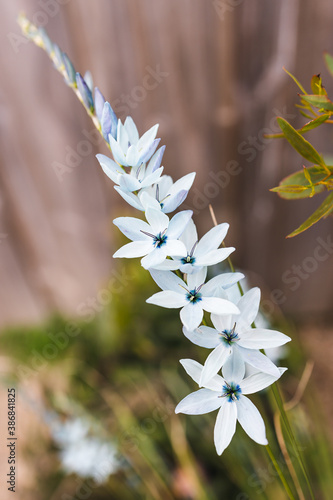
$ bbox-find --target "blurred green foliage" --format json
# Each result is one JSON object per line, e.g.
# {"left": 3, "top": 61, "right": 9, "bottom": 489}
{"left": 0, "top": 260, "right": 333, "bottom": 499}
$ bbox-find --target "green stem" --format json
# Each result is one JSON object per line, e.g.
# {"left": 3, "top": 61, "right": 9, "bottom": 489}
{"left": 266, "top": 444, "right": 297, "bottom": 500}
{"left": 271, "top": 384, "right": 315, "bottom": 500}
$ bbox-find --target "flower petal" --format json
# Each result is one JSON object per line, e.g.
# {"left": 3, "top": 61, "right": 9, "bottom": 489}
{"left": 141, "top": 247, "right": 167, "bottom": 269}
{"left": 200, "top": 344, "right": 230, "bottom": 387}
{"left": 183, "top": 326, "right": 220, "bottom": 348}
{"left": 214, "top": 400, "right": 237, "bottom": 455}
{"left": 167, "top": 210, "right": 193, "bottom": 239}
{"left": 180, "top": 303, "right": 203, "bottom": 330}
{"left": 175, "top": 389, "right": 221, "bottom": 415}
{"left": 124, "top": 116, "right": 139, "bottom": 145}
{"left": 149, "top": 269, "right": 186, "bottom": 292}
{"left": 146, "top": 145, "right": 166, "bottom": 174}
{"left": 211, "top": 313, "right": 234, "bottom": 333}
{"left": 165, "top": 239, "right": 187, "bottom": 257}
{"left": 222, "top": 349, "right": 245, "bottom": 383}
{"left": 201, "top": 272, "right": 244, "bottom": 296}
{"left": 114, "top": 186, "right": 143, "bottom": 211}
{"left": 241, "top": 368, "right": 287, "bottom": 395}
{"left": 187, "top": 267, "right": 207, "bottom": 289}
{"left": 96, "top": 154, "right": 122, "bottom": 183}
{"left": 117, "top": 120, "right": 129, "bottom": 152}
{"left": 236, "top": 396, "right": 268, "bottom": 445}
{"left": 137, "top": 124, "right": 159, "bottom": 150}
{"left": 238, "top": 329, "right": 291, "bottom": 349}
{"left": 202, "top": 297, "right": 240, "bottom": 316}
{"left": 196, "top": 223, "right": 229, "bottom": 256}
{"left": 238, "top": 347, "right": 280, "bottom": 377}
{"left": 109, "top": 134, "right": 127, "bottom": 166}
{"left": 113, "top": 240, "right": 152, "bottom": 258}
{"left": 179, "top": 358, "right": 203, "bottom": 385}
{"left": 139, "top": 138, "right": 161, "bottom": 165}
{"left": 163, "top": 190, "right": 188, "bottom": 213}
{"left": 140, "top": 167, "right": 164, "bottom": 189}
{"left": 236, "top": 288, "right": 261, "bottom": 330}
{"left": 113, "top": 217, "right": 151, "bottom": 241}
{"left": 124, "top": 145, "right": 139, "bottom": 167}
{"left": 195, "top": 247, "right": 235, "bottom": 267}
{"left": 145, "top": 206, "right": 169, "bottom": 233}
{"left": 147, "top": 291, "right": 187, "bottom": 308}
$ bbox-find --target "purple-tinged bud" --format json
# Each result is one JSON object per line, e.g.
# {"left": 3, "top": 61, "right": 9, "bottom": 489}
{"left": 94, "top": 87, "right": 105, "bottom": 123}
{"left": 101, "top": 102, "right": 118, "bottom": 140}
{"left": 76, "top": 72, "right": 94, "bottom": 112}
{"left": 148, "top": 145, "right": 166, "bottom": 172}
{"left": 63, "top": 53, "right": 76, "bottom": 86}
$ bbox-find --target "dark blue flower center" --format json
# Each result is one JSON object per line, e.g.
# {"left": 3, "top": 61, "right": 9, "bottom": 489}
{"left": 181, "top": 255, "right": 196, "bottom": 265}
{"left": 219, "top": 324, "right": 239, "bottom": 346}
{"left": 153, "top": 232, "right": 168, "bottom": 248}
{"left": 222, "top": 382, "right": 242, "bottom": 402}
{"left": 186, "top": 288, "right": 202, "bottom": 304}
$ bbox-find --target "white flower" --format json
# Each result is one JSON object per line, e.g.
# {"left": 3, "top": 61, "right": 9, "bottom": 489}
{"left": 176, "top": 359, "right": 286, "bottom": 455}
{"left": 184, "top": 288, "right": 291, "bottom": 386}
{"left": 96, "top": 146, "right": 165, "bottom": 193}
{"left": 112, "top": 172, "right": 196, "bottom": 213}
{"left": 113, "top": 207, "right": 192, "bottom": 269}
{"left": 109, "top": 117, "right": 160, "bottom": 167}
{"left": 51, "top": 417, "right": 120, "bottom": 484}
{"left": 153, "top": 219, "right": 235, "bottom": 273}
{"left": 147, "top": 268, "right": 243, "bottom": 330}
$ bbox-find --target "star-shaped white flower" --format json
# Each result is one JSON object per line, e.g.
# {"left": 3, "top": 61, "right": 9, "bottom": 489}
{"left": 96, "top": 146, "right": 165, "bottom": 193}
{"left": 112, "top": 172, "right": 196, "bottom": 213}
{"left": 147, "top": 268, "right": 243, "bottom": 330}
{"left": 153, "top": 219, "right": 235, "bottom": 273}
{"left": 176, "top": 358, "right": 286, "bottom": 455}
{"left": 109, "top": 117, "right": 160, "bottom": 167}
{"left": 113, "top": 207, "right": 192, "bottom": 269}
{"left": 183, "top": 288, "right": 291, "bottom": 386}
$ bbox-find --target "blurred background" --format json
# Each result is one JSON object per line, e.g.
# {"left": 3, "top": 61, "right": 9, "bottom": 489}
{"left": 1, "top": 0, "right": 333, "bottom": 499}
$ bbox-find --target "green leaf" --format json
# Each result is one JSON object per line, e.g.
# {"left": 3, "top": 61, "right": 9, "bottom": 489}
{"left": 283, "top": 67, "right": 307, "bottom": 94}
{"left": 265, "top": 114, "right": 329, "bottom": 138}
{"left": 271, "top": 185, "right": 308, "bottom": 195}
{"left": 271, "top": 165, "right": 333, "bottom": 199}
{"left": 287, "top": 192, "right": 333, "bottom": 238}
{"left": 299, "top": 114, "right": 329, "bottom": 132}
{"left": 324, "top": 52, "right": 333, "bottom": 78}
{"left": 310, "top": 74, "right": 327, "bottom": 95}
{"left": 301, "top": 94, "right": 333, "bottom": 112}
{"left": 276, "top": 117, "right": 326, "bottom": 167}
